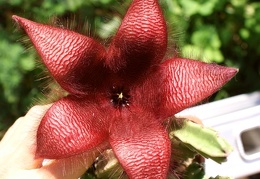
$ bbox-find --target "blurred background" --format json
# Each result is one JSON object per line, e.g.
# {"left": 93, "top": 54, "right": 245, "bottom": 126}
{"left": 0, "top": 0, "right": 260, "bottom": 138}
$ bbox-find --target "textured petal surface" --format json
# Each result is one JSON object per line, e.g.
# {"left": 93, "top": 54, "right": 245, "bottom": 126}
{"left": 12, "top": 15, "right": 106, "bottom": 95}
{"left": 158, "top": 58, "right": 238, "bottom": 119}
{"left": 37, "top": 96, "right": 109, "bottom": 159}
{"left": 107, "top": 0, "right": 167, "bottom": 79}
{"left": 132, "top": 58, "right": 238, "bottom": 120}
{"left": 109, "top": 108, "right": 171, "bottom": 178}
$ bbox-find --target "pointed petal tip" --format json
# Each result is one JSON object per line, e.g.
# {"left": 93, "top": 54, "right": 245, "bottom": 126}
{"left": 12, "top": 15, "right": 26, "bottom": 24}
{"left": 12, "top": 15, "right": 20, "bottom": 21}
{"left": 228, "top": 67, "right": 239, "bottom": 77}
{"left": 12, "top": 15, "right": 18, "bottom": 21}
{"left": 217, "top": 65, "right": 238, "bottom": 82}
{"left": 12, "top": 15, "right": 23, "bottom": 27}
{"left": 12, "top": 15, "right": 35, "bottom": 30}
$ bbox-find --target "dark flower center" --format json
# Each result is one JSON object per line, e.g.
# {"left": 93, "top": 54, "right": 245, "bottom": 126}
{"left": 110, "top": 86, "right": 130, "bottom": 108}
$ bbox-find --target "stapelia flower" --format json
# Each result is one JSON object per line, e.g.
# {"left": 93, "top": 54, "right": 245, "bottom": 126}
{"left": 13, "top": 0, "right": 238, "bottom": 178}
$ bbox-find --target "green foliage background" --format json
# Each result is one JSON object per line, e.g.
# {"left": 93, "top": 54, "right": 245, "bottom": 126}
{"left": 0, "top": 0, "right": 260, "bottom": 136}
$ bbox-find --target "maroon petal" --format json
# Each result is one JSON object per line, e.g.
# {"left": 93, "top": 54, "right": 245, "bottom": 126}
{"left": 12, "top": 15, "right": 106, "bottom": 95}
{"left": 106, "top": 0, "right": 167, "bottom": 78}
{"left": 159, "top": 58, "right": 238, "bottom": 119}
{"left": 109, "top": 108, "right": 171, "bottom": 178}
{"left": 36, "top": 96, "right": 109, "bottom": 159}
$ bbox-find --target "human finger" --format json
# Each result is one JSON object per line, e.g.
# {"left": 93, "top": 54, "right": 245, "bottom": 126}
{"left": 0, "top": 104, "right": 52, "bottom": 170}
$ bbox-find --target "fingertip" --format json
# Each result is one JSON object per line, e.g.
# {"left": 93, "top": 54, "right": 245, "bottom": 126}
{"left": 25, "top": 104, "right": 53, "bottom": 119}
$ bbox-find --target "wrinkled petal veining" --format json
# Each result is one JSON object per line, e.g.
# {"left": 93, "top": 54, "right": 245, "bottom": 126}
{"left": 12, "top": 0, "right": 238, "bottom": 178}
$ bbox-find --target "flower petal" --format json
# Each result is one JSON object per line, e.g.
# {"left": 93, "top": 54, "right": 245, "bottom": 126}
{"left": 159, "top": 58, "right": 238, "bottom": 118}
{"left": 128, "top": 58, "right": 237, "bottom": 121}
{"left": 107, "top": 0, "right": 167, "bottom": 78}
{"left": 36, "top": 96, "right": 109, "bottom": 159}
{"left": 12, "top": 15, "right": 106, "bottom": 95}
{"left": 109, "top": 108, "right": 171, "bottom": 178}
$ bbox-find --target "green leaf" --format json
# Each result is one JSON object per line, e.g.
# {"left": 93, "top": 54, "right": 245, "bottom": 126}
{"left": 171, "top": 138, "right": 197, "bottom": 161}
{"left": 182, "top": 160, "right": 232, "bottom": 179}
{"left": 97, "top": 16, "right": 121, "bottom": 39}
{"left": 171, "top": 120, "right": 233, "bottom": 164}
{"left": 178, "top": 0, "right": 218, "bottom": 16}
{"left": 204, "top": 48, "right": 224, "bottom": 63}
{"left": 239, "top": 28, "right": 250, "bottom": 39}
{"left": 19, "top": 54, "right": 35, "bottom": 71}
{"left": 191, "top": 26, "right": 221, "bottom": 49}
{"left": 231, "top": 0, "right": 247, "bottom": 7}
{"left": 183, "top": 162, "right": 205, "bottom": 179}
{"left": 208, "top": 176, "right": 232, "bottom": 179}
{"left": 0, "top": 40, "right": 23, "bottom": 103}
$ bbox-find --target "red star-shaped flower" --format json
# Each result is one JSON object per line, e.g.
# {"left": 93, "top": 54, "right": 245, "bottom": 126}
{"left": 13, "top": 0, "right": 237, "bottom": 178}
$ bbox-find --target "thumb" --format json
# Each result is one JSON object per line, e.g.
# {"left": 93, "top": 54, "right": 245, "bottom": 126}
{"left": 0, "top": 105, "right": 52, "bottom": 170}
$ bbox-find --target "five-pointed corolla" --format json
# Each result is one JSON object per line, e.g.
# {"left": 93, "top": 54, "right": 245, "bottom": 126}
{"left": 13, "top": 0, "right": 238, "bottom": 178}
